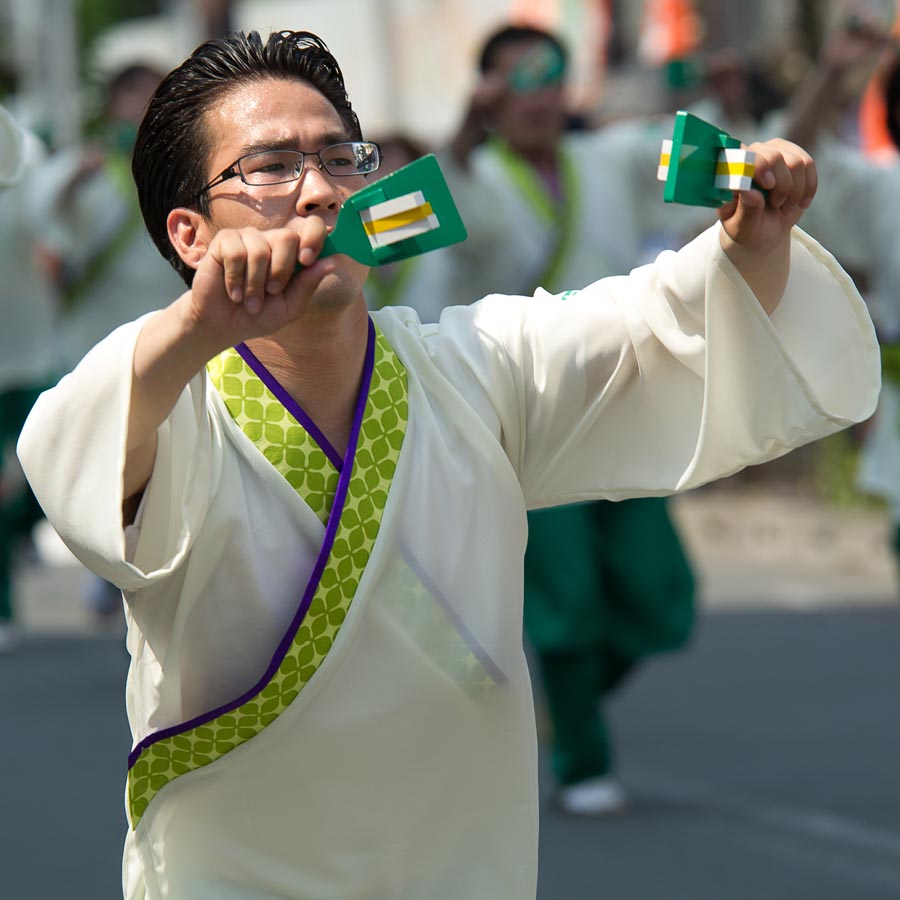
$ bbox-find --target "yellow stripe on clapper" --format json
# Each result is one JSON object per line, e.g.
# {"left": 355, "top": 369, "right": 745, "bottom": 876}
{"left": 364, "top": 202, "right": 434, "bottom": 234}
{"left": 714, "top": 148, "right": 756, "bottom": 191}
{"left": 715, "top": 162, "right": 755, "bottom": 177}
{"left": 657, "top": 139, "right": 673, "bottom": 182}
{"left": 360, "top": 190, "right": 440, "bottom": 249}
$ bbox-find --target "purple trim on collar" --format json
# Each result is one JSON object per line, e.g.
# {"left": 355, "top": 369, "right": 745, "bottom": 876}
{"left": 234, "top": 341, "right": 344, "bottom": 472}
{"left": 127, "top": 318, "right": 377, "bottom": 770}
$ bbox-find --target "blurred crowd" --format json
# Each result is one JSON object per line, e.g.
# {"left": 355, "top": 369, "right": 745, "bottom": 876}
{"left": 0, "top": 62, "right": 184, "bottom": 651}
{"left": 1, "top": 2, "right": 899, "bottom": 816}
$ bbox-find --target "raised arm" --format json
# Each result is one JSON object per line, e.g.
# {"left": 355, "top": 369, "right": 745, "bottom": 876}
{"left": 784, "top": 19, "right": 892, "bottom": 152}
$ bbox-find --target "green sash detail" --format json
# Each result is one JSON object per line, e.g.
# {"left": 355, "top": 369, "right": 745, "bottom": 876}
{"left": 206, "top": 349, "right": 340, "bottom": 524}
{"left": 487, "top": 138, "right": 580, "bottom": 293}
{"left": 126, "top": 325, "right": 408, "bottom": 828}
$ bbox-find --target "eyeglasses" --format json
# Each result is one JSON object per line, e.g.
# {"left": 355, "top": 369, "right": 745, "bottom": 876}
{"left": 197, "top": 141, "right": 381, "bottom": 197}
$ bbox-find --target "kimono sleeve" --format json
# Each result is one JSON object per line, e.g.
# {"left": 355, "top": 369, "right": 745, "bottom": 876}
{"left": 17, "top": 315, "right": 216, "bottom": 591}
{"left": 450, "top": 224, "right": 879, "bottom": 507}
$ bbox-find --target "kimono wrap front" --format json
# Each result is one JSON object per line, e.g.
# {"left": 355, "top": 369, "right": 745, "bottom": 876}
{"left": 17, "top": 225, "right": 880, "bottom": 899}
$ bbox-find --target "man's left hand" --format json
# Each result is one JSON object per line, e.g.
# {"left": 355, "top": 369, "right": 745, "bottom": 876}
{"left": 717, "top": 139, "right": 817, "bottom": 252}
{"left": 717, "top": 139, "right": 817, "bottom": 314}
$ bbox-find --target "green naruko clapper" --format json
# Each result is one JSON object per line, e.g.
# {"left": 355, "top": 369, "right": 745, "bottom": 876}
{"left": 662, "top": 111, "right": 767, "bottom": 208}
{"left": 298, "top": 153, "right": 467, "bottom": 270}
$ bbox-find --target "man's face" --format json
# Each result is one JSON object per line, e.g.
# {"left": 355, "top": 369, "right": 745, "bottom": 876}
{"left": 488, "top": 40, "right": 567, "bottom": 155}
{"left": 194, "top": 76, "right": 370, "bottom": 308}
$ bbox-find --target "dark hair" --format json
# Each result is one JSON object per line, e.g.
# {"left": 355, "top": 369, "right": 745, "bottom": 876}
{"left": 132, "top": 30, "right": 362, "bottom": 285}
{"left": 477, "top": 24, "right": 568, "bottom": 75}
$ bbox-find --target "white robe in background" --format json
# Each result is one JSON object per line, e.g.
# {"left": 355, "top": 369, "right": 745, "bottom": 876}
{"left": 0, "top": 127, "right": 57, "bottom": 394}
{"left": 18, "top": 225, "right": 880, "bottom": 899}
{"left": 0, "top": 103, "right": 25, "bottom": 188}
{"left": 33, "top": 148, "right": 185, "bottom": 373}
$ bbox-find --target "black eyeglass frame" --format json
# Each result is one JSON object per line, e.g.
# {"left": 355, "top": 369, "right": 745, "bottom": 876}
{"left": 195, "top": 141, "right": 382, "bottom": 199}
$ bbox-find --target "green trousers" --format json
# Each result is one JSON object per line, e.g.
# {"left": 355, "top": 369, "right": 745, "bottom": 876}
{"left": 524, "top": 497, "right": 695, "bottom": 785}
{"left": 1, "top": 386, "right": 47, "bottom": 622}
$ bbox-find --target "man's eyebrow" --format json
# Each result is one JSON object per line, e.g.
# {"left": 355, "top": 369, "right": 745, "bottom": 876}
{"left": 237, "top": 132, "right": 353, "bottom": 156}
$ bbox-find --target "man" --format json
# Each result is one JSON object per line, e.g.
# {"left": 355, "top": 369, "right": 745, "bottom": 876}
{"left": 18, "top": 29, "right": 879, "bottom": 900}
{"left": 412, "top": 24, "right": 702, "bottom": 814}
{"left": 409, "top": 26, "right": 699, "bottom": 321}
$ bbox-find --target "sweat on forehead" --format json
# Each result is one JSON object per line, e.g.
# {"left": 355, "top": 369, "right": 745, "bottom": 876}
{"left": 200, "top": 75, "right": 348, "bottom": 138}
{"left": 197, "top": 79, "right": 355, "bottom": 181}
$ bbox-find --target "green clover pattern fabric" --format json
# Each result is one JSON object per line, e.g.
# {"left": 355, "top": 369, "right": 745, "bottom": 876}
{"left": 206, "top": 349, "right": 339, "bottom": 524}
{"left": 126, "top": 325, "right": 408, "bottom": 828}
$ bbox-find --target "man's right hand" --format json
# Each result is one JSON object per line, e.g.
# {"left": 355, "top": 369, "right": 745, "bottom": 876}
{"left": 178, "top": 217, "right": 337, "bottom": 352}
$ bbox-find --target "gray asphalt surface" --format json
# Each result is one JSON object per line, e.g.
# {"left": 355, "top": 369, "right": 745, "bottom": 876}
{"left": 2, "top": 603, "right": 898, "bottom": 899}
{"left": 536, "top": 607, "right": 900, "bottom": 900}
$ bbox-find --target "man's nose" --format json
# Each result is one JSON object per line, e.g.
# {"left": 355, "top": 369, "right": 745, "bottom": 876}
{"left": 295, "top": 162, "right": 341, "bottom": 213}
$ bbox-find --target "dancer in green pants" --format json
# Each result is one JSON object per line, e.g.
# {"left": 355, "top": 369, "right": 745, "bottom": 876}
{"left": 525, "top": 497, "right": 695, "bottom": 812}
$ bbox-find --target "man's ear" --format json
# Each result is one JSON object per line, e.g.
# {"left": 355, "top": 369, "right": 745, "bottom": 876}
{"left": 167, "top": 207, "right": 209, "bottom": 271}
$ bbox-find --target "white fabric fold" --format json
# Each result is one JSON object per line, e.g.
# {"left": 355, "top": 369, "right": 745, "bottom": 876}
{"left": 421, "top": 225, "right": 879, "bottom": 508}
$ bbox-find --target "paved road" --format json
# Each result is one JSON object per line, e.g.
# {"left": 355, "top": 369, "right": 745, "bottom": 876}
{"left": 2, "top": 602, "right": 898, "bottom": 899}
{"left": 536, "top": 608, "right": 900, "bottom": 900}
{"left": 1, "top": 634, "right": 130, "bottom": 899}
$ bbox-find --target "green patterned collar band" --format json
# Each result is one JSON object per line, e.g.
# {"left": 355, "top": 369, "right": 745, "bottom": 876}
{"left": 235, "top": 340, "right": 344, "bottom": 471}
{"left": 126, "top": 318, "right": 376, "bottom": 771}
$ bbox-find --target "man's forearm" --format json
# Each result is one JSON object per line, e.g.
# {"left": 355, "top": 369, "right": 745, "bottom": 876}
{"left": 718, "top": 228, "right": 791, "bottom": 316}
{"left": 124, "top": 295, "right": 223, "bottom": 500}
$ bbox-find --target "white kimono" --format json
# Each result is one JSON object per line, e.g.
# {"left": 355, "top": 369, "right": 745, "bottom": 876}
{"left": 18, "top": 225, "right": 879, "bottom": 900}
